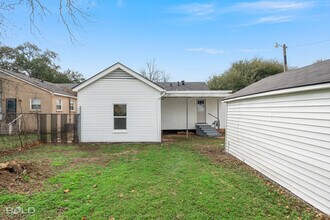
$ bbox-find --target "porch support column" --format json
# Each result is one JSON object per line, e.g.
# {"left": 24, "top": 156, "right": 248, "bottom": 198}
{"left": 186, "top": 97, "right": 188, "bottom": 139}
{"left": 217, "top": 98, "right": 220, "bottom": 130}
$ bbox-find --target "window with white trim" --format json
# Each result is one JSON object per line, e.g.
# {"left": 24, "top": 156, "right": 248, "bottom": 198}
{"left": 31, "top": 98, "right": 41, "bottom": 110}
{"left": 114, "top": 104, "right": 127, "bottom": 130}
{"left": 70, "top": 100, "right": 75, "bottom": 111}
{"left": 56, "top": 99, "right": 62, "bottom": 111}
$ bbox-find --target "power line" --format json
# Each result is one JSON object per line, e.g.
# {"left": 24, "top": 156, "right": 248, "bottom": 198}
{"left": 290, "top": 40, "right": 330, "bottom": 48}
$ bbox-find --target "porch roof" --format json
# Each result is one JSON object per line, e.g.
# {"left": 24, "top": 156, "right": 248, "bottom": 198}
{"left": 164, "top": 90, "right": 232, "bottom": 98}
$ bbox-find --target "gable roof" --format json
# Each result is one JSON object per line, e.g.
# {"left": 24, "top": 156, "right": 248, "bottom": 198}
{"left": 0, "top": 68, "right": 76, "bottom": 98}
{"left": 224, "top": 59, "right": 330, "bottom": 101}
{"left": 156, "top": 82, "right": 209, "bottom": 91}
{"left": 72, "top": 62, "right": 165, "bottom": 92}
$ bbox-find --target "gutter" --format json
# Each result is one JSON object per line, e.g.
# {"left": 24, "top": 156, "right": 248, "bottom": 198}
{"left": 222, "top": 82, "right": 330, "bottom": 103}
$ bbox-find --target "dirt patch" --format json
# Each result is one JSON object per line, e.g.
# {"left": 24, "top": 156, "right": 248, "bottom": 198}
{"left": 0, "top": 159, "right": 53, "bottom": 194}
{"left": 70, "top": 150, "right": 139, "bottom": 167}
{"left": 194, "top": 145, "right": 243, "bottom": 167}
{"left": 75, "top": 144, "right": 101, "bottom": 152}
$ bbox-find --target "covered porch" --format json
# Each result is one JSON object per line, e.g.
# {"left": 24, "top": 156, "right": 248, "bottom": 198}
{"left": 161, "top": 91, "right": 231, "bottom": 137}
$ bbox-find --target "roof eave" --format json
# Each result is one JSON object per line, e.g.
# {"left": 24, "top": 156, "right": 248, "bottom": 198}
{"left": 164, "top": 90, "right": 232, "bottom": 98}
{"left": 223, "top": 82, "right": 330, "bottom": 103}
{"left": 72, "top": 62, "right": 165, "bottom": 92}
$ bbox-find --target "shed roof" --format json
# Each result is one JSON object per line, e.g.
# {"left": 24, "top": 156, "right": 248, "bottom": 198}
{"left": 156, "top": 82, "right": 209, "bottom": 91}
{"left": 224, "top": 60, "right": 330, "bottom": 101}
{"left": 0, "top": 68, "right": 77, "bottom": 97}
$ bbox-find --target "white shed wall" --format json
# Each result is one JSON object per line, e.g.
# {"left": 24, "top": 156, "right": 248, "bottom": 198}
{"left": 219, "top": 101, "right": 227, "bottom": 129}
{"left": 78, "top": 74, "right": 161, "bottom": 142}
{"left": 161, "top": 98, "right": 221, "bottom": 130}
{"left": 225, "top": 87, "right": 330, "bottom": 214}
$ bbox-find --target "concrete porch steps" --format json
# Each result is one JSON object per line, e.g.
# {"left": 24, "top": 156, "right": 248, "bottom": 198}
{"left": 195, "top": 123, "right": 219, "bottom": 137}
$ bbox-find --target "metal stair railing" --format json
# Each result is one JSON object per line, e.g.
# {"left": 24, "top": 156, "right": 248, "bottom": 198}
{"left": 208, "top": 113, "right": 220, "bottom": 128}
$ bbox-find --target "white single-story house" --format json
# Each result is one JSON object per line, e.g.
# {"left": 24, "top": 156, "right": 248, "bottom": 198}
{"left": 72, "top": 62, "right": 231, "bottom": 142}
{"left": 223, "top": 60, "right": 330, "bottom": 214}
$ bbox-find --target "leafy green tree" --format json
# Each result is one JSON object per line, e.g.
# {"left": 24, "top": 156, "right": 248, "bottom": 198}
{"left": 208, "top": 58, "right": 283, "bottom": 92}
{"left": 0, "top": 42, "right": 83, "bottom": 83}
{"left": 63, "top": 69, "right": 85, "bottom": 83}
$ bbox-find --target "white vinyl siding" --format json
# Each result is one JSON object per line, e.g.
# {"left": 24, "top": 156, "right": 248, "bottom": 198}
{"left": 78, "top": 69, "right": 161, "bottom": 142}
{"left": 225, "top": 87, "right": 330, "bottom": 214}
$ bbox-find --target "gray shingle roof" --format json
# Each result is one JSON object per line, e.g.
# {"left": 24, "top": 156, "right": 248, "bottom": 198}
{"left": 0, "top": 68, "right": 76, "bottom": 97}
{"left": 224, "top": 60, "right": 330, "bottom": 100}
{"left": 156, "top": 81, "right": 209, "bottom": 91}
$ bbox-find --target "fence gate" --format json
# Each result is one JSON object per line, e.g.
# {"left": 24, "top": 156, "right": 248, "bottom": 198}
{"left": 39, "top": 114, "right": 80, "bottom": 143}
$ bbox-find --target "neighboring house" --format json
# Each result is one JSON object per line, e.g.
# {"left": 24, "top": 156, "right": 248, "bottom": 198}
{"left": 223, "top": 60, "right": 330, "bottom": 214}
{"left": 0, "top": 68, "right": 77, "bottom": 132}
{"left": 73, "top": 62, "right": 231, "bottom": 142}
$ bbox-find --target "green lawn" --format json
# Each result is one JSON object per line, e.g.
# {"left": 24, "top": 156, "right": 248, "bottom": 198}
{"left": 0, "top": 136, "right": 318, "bottom": 219}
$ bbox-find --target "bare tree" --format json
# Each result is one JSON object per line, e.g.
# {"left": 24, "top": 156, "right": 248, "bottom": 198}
{"left": 0, "top": 0, "right": 92, "bottom": 43}
{"left": 140, "top": 59, "right": 170, "bottom": 82}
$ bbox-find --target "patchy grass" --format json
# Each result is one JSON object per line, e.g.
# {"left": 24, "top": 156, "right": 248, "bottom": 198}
{"left": 0, "top": 133, "right": 38, "bottom": 151}
{"left": 0, "top": 135, "right": 324, "bottom": 219}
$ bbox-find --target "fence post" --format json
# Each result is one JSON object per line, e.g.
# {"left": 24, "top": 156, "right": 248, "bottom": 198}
{"left": 8, "top": 123, "right": 12, "bottom": 135}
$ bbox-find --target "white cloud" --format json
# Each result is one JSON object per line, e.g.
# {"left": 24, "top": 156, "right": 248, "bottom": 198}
{"left": 186, "top": 48, "right": 224, "bottom": 54}
{"left": 172, "top": 3, "right": 215, "bottom": 19}
{"left": 234, "top": 1, "right": 314, "bottom": 11}
{"left": 254, "top": 15, "right": 294, "bottom": 24}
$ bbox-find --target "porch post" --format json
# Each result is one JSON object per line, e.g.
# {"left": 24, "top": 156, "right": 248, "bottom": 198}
{"left": 186, "top": 97, "right": 188, "bottom": 139}
{"left": 217, "top": 98, "right": 220, "bottom": 130}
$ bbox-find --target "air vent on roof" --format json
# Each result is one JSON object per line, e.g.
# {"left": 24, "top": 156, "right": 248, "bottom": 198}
{"left": 181, "top": 80, "right": 185, "bottom": 85}
{"left": 177, "top": 81, "right": 180, "bottom": 86}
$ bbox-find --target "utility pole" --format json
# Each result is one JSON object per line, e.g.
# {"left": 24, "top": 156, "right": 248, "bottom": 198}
{"left": 275, "top": 43, "right": 288, "bottom": 72}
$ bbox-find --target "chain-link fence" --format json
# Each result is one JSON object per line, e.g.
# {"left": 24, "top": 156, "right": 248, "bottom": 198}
{"left": 0, "top": 113, "right": 80, "bottom": 152}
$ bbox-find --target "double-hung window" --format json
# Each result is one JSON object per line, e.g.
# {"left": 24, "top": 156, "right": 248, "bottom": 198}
{"left": 56, "top": 99, "right": 62, "bottom": 111}
{"left": 70, "top": 100, "right": 75, "bottom": 111}
{"left": 31, "top": 98, "right": 41, "bottom": 110}
{"left": 114, "top": 104, "right": 127, "bottom": 130}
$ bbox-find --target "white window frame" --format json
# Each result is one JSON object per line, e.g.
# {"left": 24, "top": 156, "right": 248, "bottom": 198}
{"left": 30, "top": 98, "right": 41, "bottom": 111}
{"left": 113, "top": 104, "right": 127, "bottom": 131}
{"left": 56, "top": 99, "right": 62, "bottom": 111}
{"left": 70, "top": 100, "right": 75, "bottom": 111}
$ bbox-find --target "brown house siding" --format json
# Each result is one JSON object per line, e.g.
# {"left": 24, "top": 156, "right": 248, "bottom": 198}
{"left": 0, "top": 72, "right": 77, "bottom": 133}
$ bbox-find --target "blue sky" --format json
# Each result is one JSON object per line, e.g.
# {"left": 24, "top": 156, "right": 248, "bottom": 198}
{"left": 1, "top": 0, "right": 330, "bottom": 81}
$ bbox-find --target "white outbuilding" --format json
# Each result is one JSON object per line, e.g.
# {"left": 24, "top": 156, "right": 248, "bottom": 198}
{"left": 223, "top": 60, "right": 330, "bottom": 214}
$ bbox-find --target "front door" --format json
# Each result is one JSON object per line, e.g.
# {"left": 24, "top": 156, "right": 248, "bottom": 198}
{"left": 6, "top": 98, "right": 17, "bottom": 123}
{"left": 6, "top": 98, "right": 17, "bottom": 113}
{"left": 196, "top": 99, "right": 206, "bottom": 123}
